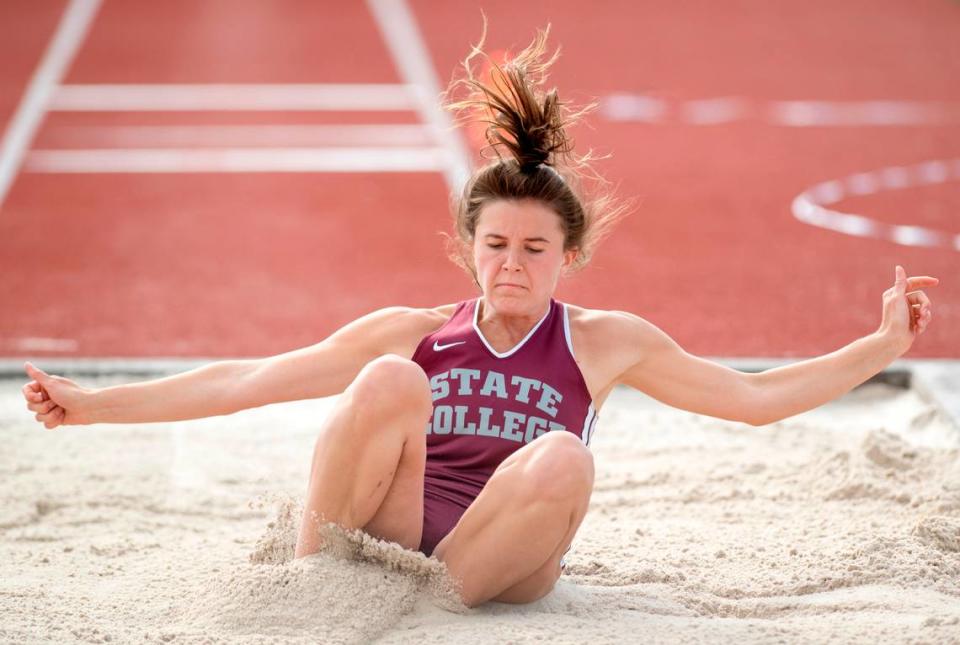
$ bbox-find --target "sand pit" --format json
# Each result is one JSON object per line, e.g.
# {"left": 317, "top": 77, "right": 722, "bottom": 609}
{"left": 2, "top": 376, "right": 959, "bottom": 643}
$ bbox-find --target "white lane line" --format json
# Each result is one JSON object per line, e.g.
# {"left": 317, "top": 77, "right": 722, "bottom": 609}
{"left": 42, "top": 124, "right": 436, "bottom": 148}
{"left": 681, "top": 97, "right": 751, "bottom": 125}
{"left": 769, "top": 100, "right": 953, "bottom": 126}
{"left": 0, "top": 0, "right": 101, "bottom": 211}
{"left": 7, "top": 337, "right": 80, "bottom": 352}
{"left": 601, "top": 93, "right": 669, "bottom": 122}
{"left": 24, "top": 147, "right": 450, "bottom": 173}
{"left": 50, "top": 84, "right": 419, "bottom": 111}
{"left": 602, "top": 94, "right": 960, "bottom": 127}
{"left": 791, "top": 158, "right": 960, "bottom": 251}
{"left": 366, "top": 0, "right": 472, "bottom": 193}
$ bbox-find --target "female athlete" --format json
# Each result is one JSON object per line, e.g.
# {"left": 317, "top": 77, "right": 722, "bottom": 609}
{"left": 21, "top": 28, "right": 939, "bottom": 608}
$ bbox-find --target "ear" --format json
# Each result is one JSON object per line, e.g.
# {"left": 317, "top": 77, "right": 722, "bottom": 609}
{"left": 561, "top": 248, "right": 579, "bottom": 272}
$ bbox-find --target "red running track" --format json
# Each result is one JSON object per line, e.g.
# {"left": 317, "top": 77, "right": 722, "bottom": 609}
{"left": 0, "top": 0, "right": 957, "bottom": 359}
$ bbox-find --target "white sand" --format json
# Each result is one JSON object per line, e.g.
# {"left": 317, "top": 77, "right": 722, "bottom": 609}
{"left": 1, "top": 377, "right": 959, "bottom": 644}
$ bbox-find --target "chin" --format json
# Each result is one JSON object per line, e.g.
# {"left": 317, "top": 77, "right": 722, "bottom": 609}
{"left": 485, "top": 289, "right": 542, "bottom": 312}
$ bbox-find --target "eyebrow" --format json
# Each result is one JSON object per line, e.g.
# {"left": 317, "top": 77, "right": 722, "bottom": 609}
{"left": 484, "top": 234, "right": 551, "bottom": 244}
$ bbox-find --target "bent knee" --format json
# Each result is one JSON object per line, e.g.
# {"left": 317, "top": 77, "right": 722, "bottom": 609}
{"left": 522, "top": 431, "right": 594, "bottom": 497}
{"left": 349, "top": 355, "right": 432, "bottom": 416}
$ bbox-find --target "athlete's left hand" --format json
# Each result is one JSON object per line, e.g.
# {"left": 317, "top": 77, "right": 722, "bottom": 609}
{"left": 877, "top": 265, "right": 939, "bottom": 356}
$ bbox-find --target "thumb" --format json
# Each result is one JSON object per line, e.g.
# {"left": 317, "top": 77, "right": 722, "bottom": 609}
{"left": 894, "top": 265, "right": 907, "bottom": 295}
{"left": 24, "top": 361, "right": 49, "bottom": 383}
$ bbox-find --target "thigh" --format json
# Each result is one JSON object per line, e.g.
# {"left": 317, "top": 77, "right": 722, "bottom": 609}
{"left": 356, "top": 419, "right": 428, "bottom": 552}
{"left": 432, "top": 432, "right": 593, "bottom": 605}
{"left": 324, "top": 355, "right": 433, "bottom": 549}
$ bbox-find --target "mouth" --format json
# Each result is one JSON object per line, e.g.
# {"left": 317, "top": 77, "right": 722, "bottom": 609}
{"left": 495, "top": 283, "right": 527, "bottom": 290}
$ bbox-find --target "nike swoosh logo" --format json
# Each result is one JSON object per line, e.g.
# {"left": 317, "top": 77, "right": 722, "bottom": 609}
{"left": 433, "top": 340, "right": 466, "bottom": 352}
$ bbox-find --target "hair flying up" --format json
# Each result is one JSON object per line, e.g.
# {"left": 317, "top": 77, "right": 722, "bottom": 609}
{"left": 441, "top": 20, "right": 630, "bottom": 278}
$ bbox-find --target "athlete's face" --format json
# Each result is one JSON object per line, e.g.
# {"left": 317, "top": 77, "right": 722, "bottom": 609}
{"left": 472, "top": 199, "right": 577, "bottom": 313}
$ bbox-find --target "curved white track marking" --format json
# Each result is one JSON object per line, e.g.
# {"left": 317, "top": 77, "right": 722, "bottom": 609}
{"left": 0, "top": 0, "right": 101, "bottom": 210}
{"left": 791, "top": 158, "right": 960, "bottom": 252}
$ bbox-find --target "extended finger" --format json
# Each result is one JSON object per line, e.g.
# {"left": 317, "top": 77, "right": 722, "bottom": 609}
{"left": 906, "top": 276, "right": 939, "bottom": 290}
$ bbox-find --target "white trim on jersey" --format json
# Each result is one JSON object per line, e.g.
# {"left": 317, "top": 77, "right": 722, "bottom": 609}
{"left": 472, "top": 297, "right": 551, "bottom": 359}
{"left": 562, "top": 302, "right": 576, "bottom": 357}
{"left": 581, "top": 403, "right": 596, "bottom": 446}
{"left": 587, "top": 411, "right": 598, "bottom": 446}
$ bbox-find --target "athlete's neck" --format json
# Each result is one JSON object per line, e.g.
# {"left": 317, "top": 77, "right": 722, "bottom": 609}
{"left": 477, "top": 297, "right": 550, "bottom": 347}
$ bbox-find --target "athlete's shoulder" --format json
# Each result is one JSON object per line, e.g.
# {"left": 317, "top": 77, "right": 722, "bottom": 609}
{"left": 562, "top": 303, "right": 659, "bottom": 352}
{"left": 363, "top": 302, "right": 461, "bottom": 352}
{"left": 563, "top": 303, "right": 646, "bottom": 331}
{"left": 314, "top": 303, "right": 464, "bottom": 361}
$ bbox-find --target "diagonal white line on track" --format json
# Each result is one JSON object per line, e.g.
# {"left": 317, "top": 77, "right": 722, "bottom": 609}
{"left": 0, "top": 0, "right": 101, "bottom": 211}
{"left": 367, "top": 0, "right": 472, "bottom": 193}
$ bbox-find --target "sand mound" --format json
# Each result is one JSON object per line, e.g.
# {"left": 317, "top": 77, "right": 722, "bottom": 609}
{"left": 913, "top": 516, "right": 960, "bottom": 553}
{"left": 2, "top": 379, "right": 960, "bottom": 643}
{"left": 183, "top": 495, "right": 466, "bottom": 642}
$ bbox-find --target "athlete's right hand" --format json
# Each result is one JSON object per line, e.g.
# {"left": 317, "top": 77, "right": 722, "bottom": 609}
{"left": 22, "top": 362, "right": 92, "bottom": 429}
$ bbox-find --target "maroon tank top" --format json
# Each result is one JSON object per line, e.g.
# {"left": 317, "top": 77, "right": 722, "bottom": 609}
{"left": 411, "top": 297, "right": 598, "bottom": 507}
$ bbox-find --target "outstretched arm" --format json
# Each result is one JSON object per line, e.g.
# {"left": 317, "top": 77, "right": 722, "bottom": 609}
{"left": 23, "top": 306, "right": 437, "bottom": 427}
{"left": 748, "top": 266, "right": 937, "bottom": 425}
{"left": 615, "top": 266, "right": 938, "bottom": 426}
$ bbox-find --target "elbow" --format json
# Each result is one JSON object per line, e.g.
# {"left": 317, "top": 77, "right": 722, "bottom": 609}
{"left": 221, "top": 359, "right": 262, "bottom": 413}
{"left": 746, "top": 413, "right": 776, "bottom": 427}
{"left": 742, "top": 378, "right": 777, "bottom": 427}
{"left": 745, "top": 402, "right": 793, "bottom": 427}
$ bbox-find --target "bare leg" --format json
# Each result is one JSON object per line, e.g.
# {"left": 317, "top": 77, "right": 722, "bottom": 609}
{"left": 432, "top": 431, "right": 594, "bottom": 607}
{"left": 294, "top": 355, "right": 432, "bottom": 558}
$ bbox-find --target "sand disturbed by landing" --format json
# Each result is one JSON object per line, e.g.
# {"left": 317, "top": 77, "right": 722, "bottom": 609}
{"left": 1, "top": 378, "right": 959, "bottom": 644}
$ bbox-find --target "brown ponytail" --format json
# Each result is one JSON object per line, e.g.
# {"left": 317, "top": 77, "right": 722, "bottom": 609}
{"left": 442, "top": 22, "right": 630, "bottom": 280}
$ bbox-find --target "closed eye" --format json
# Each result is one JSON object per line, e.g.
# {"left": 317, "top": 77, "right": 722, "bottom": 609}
{"left": 486, "top": 244, "right": 544, "bottom": 253}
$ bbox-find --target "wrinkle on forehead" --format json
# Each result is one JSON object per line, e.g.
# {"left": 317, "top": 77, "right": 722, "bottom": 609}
{"left": 483, "top": 233, "right": 551, "bottom": 244}
{"left": 475, "top": 200, "right": 566, "bottom": 242}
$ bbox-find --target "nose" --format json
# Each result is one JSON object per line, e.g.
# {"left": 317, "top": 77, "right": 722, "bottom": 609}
{"left": 502, "top": 246, "right": 523, "bottom": 272}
